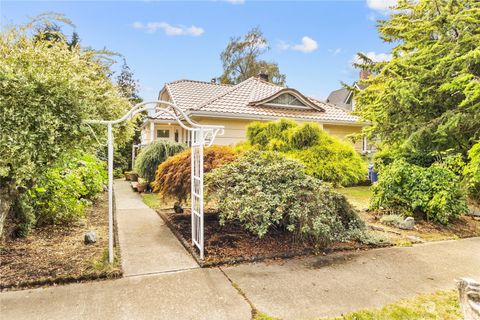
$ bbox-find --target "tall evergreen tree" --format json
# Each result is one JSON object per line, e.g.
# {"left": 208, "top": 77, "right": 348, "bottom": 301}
{"left": 355, "top": 0, "right": 480, "bottom": 158}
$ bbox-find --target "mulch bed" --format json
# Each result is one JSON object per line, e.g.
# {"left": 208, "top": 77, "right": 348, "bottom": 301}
{"left": 157, "top": 209, "right": 378, "bottom": 266}
{"left": 0, "top": 193, "right": 121, "bottom": 291}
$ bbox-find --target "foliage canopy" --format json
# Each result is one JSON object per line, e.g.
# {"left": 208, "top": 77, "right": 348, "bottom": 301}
{"left": 153, "top": 145, "right": 237, "bottom": 203}
{"left": 354, "top": 0, "right": 480, "bottom": 157}
{"left": 134, "top": 141, "right": 186, "bottom": 183}
{"left": 246, "top": 119, "right": 367, "bottom": 186}
{"left": 0, "top": 13, "right": 133, "bottom": 235}
{"left": 219, "top": 27, "right": 286, "bottom": 85}
{"left": 206, "top": 151, "right": 365, "bottom": 245}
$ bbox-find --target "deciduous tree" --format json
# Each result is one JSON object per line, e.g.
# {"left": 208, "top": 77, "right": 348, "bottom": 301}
{"left": 219, "top": 27, "right": 286, "bottom": 85}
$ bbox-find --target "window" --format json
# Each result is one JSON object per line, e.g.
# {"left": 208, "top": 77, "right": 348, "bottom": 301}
{"left": 157, "top": 129, "right": 170, "bottom": 139}
{"left": 174, "top": 129, "right": 179, "bottom": 142}
{"left": 269, "top": 93, "right": 306, "bottom": 107}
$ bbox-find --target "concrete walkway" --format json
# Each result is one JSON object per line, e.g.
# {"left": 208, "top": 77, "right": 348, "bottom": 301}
{"left": 114, "top": 179, "right": 198, "bottom": 276}
{"left": 222, "top": 237, "right": 480, "bottom": 319}
{"left": 0, "top": 268, "right": 251, "bottom": 320}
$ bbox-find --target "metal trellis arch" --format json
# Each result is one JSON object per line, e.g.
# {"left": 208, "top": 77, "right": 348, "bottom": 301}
{"left": 85, "top": 100, "right": 224, "bottom": 263}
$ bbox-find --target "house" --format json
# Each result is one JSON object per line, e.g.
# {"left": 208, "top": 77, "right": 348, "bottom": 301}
{"left": 326, "top": 70, "right": 369, "bottom": 111}
{"left": 141, "top": 74, "right": 368, "bottom": 152}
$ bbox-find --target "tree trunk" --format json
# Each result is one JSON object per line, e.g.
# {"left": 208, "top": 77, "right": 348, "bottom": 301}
{"left": 0, "top": 183, "right": 17, "bottom": 239}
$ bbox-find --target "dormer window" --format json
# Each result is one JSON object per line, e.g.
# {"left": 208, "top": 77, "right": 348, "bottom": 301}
{"left": 249, "top": 88, "right": 325, "bottom": 112}
{"left": 268, "top": 93, "right": 306, "bottom": 107}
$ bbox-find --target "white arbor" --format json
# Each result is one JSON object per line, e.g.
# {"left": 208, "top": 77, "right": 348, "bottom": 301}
{"left": 86, "top": 100, "right": 224, "bottom": 263}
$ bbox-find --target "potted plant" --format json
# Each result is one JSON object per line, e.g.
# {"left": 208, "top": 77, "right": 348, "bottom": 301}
{"left": 137, "top": 178, "right": 148, "bottom": 193}
{"left": 124, "top": 171, "right": 132, "bottom": 181}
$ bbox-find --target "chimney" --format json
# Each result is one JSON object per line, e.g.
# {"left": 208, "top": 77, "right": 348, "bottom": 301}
{"left": 258, "top": 70, "right": 269, "bottom": 82}
{"left": 210, "top": 78, "right": 217, "bottom": 84}
{"left": 359, "top": 69, "right": 371, "bottom": 80}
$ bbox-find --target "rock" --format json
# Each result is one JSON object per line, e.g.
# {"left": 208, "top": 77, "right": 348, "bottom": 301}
{"left": 405, "top": 235, "right": 423, "bottom": 243}
{"left": 457, "top": 278, "right": 480, "bottom": 320}
{"left": 399, "top": 217, "right": 415, "bottom": 230}
{"left": 84, "top": 231, "right": 97, "bottom": 244}
{"left": 173, "top": 202, "right": 184, "bottom": 214}
{"left": 468, "top": 207, "right": 480, "bottom": 217}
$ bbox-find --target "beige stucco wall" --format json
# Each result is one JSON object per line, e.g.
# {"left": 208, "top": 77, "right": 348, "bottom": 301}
{"left": 143, "top": 115, "right": 364, "bottom": 152}
{"left": 323, "top": 124, "right": 363, "bottom": 152}
{"left": 193, "top": 116, "right": 364, "bottom": 152}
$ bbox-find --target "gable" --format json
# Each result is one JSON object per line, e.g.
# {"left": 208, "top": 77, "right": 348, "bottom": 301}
{"left": 248, "top": 88, "right": 325, "bottom": 112}
{"left": 268, "top": 93, "right": 307, "bottom": 107}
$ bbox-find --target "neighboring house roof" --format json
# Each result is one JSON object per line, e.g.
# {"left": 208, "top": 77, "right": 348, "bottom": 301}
{"left": 326, "top": 87, "right": 352, "bottom": 111}
{"left": 152, "top": 77, "right": 360, "bottom": 124}
{"left": 326, "top": 82, "right": 367, "bottom": 111}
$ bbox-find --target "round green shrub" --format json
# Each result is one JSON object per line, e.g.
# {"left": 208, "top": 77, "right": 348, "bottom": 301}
{"left": 371, "top": 159, "right": 468, "bottom": 224}
{"left": 245, "top": 119, "right": 367, "bottom": 186}
{"left": 19, "top": 153, "right": 107, "bottom": 228}
{"left": 206, "top": 151, "right": 365, "bottom": 246}
{"left": 134, "top": 141, "right": 186, "bottom": 182}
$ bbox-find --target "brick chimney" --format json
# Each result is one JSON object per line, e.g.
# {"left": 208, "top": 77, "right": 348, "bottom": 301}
{"left": 258, "top": 70, "right": 269, "bottom": 82}
{"left": 359, "top": 69, "right": 371, "bottom": 80}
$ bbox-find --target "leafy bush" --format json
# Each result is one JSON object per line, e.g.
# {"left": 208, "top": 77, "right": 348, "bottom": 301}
{"left": 134, "top": 141, "right": 186, "bottom": 182}
{"left": 19, "top": 154, "right": 107, "bottom": 228}
{"left": 246, "top": 119, "right": 367, "bottom": 186}
{"left": 153, "top": 145, "right": 237, "bottom": 203}
{"left": 371, "top": 159, "right": 468, "bottom": 224}
{"left": 206, "top": 151, "right": 365, "bottom": 245}
{"left": 464, "top": 141, "right": 480, "bottom": 203}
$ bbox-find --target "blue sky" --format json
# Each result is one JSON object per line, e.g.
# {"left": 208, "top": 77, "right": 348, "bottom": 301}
{"left": 1, "top": 0, "right": 395, "bottom": 101}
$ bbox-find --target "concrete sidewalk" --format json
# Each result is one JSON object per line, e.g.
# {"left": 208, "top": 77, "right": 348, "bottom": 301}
{"left": 114, "top": 179, "right": 198, "bottom": 276}
{"left": 222, "top": 237, "right": 480, "bottom": 319}
{"left": 0, "top": 268, "right": 251, "bottom": 320}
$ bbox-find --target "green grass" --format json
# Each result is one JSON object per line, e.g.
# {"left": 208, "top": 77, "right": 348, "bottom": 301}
{"left": 321, "top": 290, "right": 461, "bottom": 320}
{"left": 141, "top": 193, "right": 161, "bottom": 209}
{"left": 335, "top": 186, "right": 372, "bottom": 210}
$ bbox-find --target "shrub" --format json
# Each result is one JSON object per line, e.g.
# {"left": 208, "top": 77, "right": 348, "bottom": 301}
{"left": 464, "top": 141, "right": 480, "bottom": 203}
{"left": 134, "top": 141, "right": 186, "bottom": 182}
{"left": 206, "top": 151, "right": 365, "bottom": 245}
{"left": 246, "top": 119, "right": 367, "bottom": 186}
{"left": 19, "top": 154, "right": 107, "bottom": 228}
{"left": 153, "top": 145, "right": 237, "bottom": 203}
{"left": 379, "top": 214, "right": 405, "bottom": 228}
{"left": 371, "top": 159, "right": 468, "bottom": 224}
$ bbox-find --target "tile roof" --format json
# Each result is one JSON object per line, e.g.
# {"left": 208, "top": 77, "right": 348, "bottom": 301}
{"left": 162, "top": 77, "right": 360, "bottom": 124}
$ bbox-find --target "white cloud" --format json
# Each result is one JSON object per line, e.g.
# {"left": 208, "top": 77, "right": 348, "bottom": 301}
{"left": 279, "top": 36, "right": 318, "bottom": 53}
{"left": 351, "top": 51, "right": 392, "bottom": 65}
{"left": 366, "top": 0, "right": 397, "bottom": 12}
{"left": 328, "top": 48, "right": 342, "bottom": 56}
{"left": 132, "top": 21, "right": 204, "bottom": 36}
{"left": 292, "top": 36, "right": 318, "bottom": 53}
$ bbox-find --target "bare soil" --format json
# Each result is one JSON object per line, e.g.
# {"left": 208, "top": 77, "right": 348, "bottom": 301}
{"left": 0, "top": 193, "right": 121, "bottom": 291}
{"left": 159, "top": 210, "right": 378, "bottom": 266}
{"left": 361, "top": 210, "right": 480, "bottom": 244}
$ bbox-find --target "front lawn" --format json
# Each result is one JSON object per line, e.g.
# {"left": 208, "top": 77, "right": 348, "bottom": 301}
{"left": 0, "top": 193, "right": 121, "bottom": 290}
{"left": 322, "top": 290, "right": 461, "bottom": 320}
{"left": 335, "top": 186, "right": 372, "bottom": 210}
